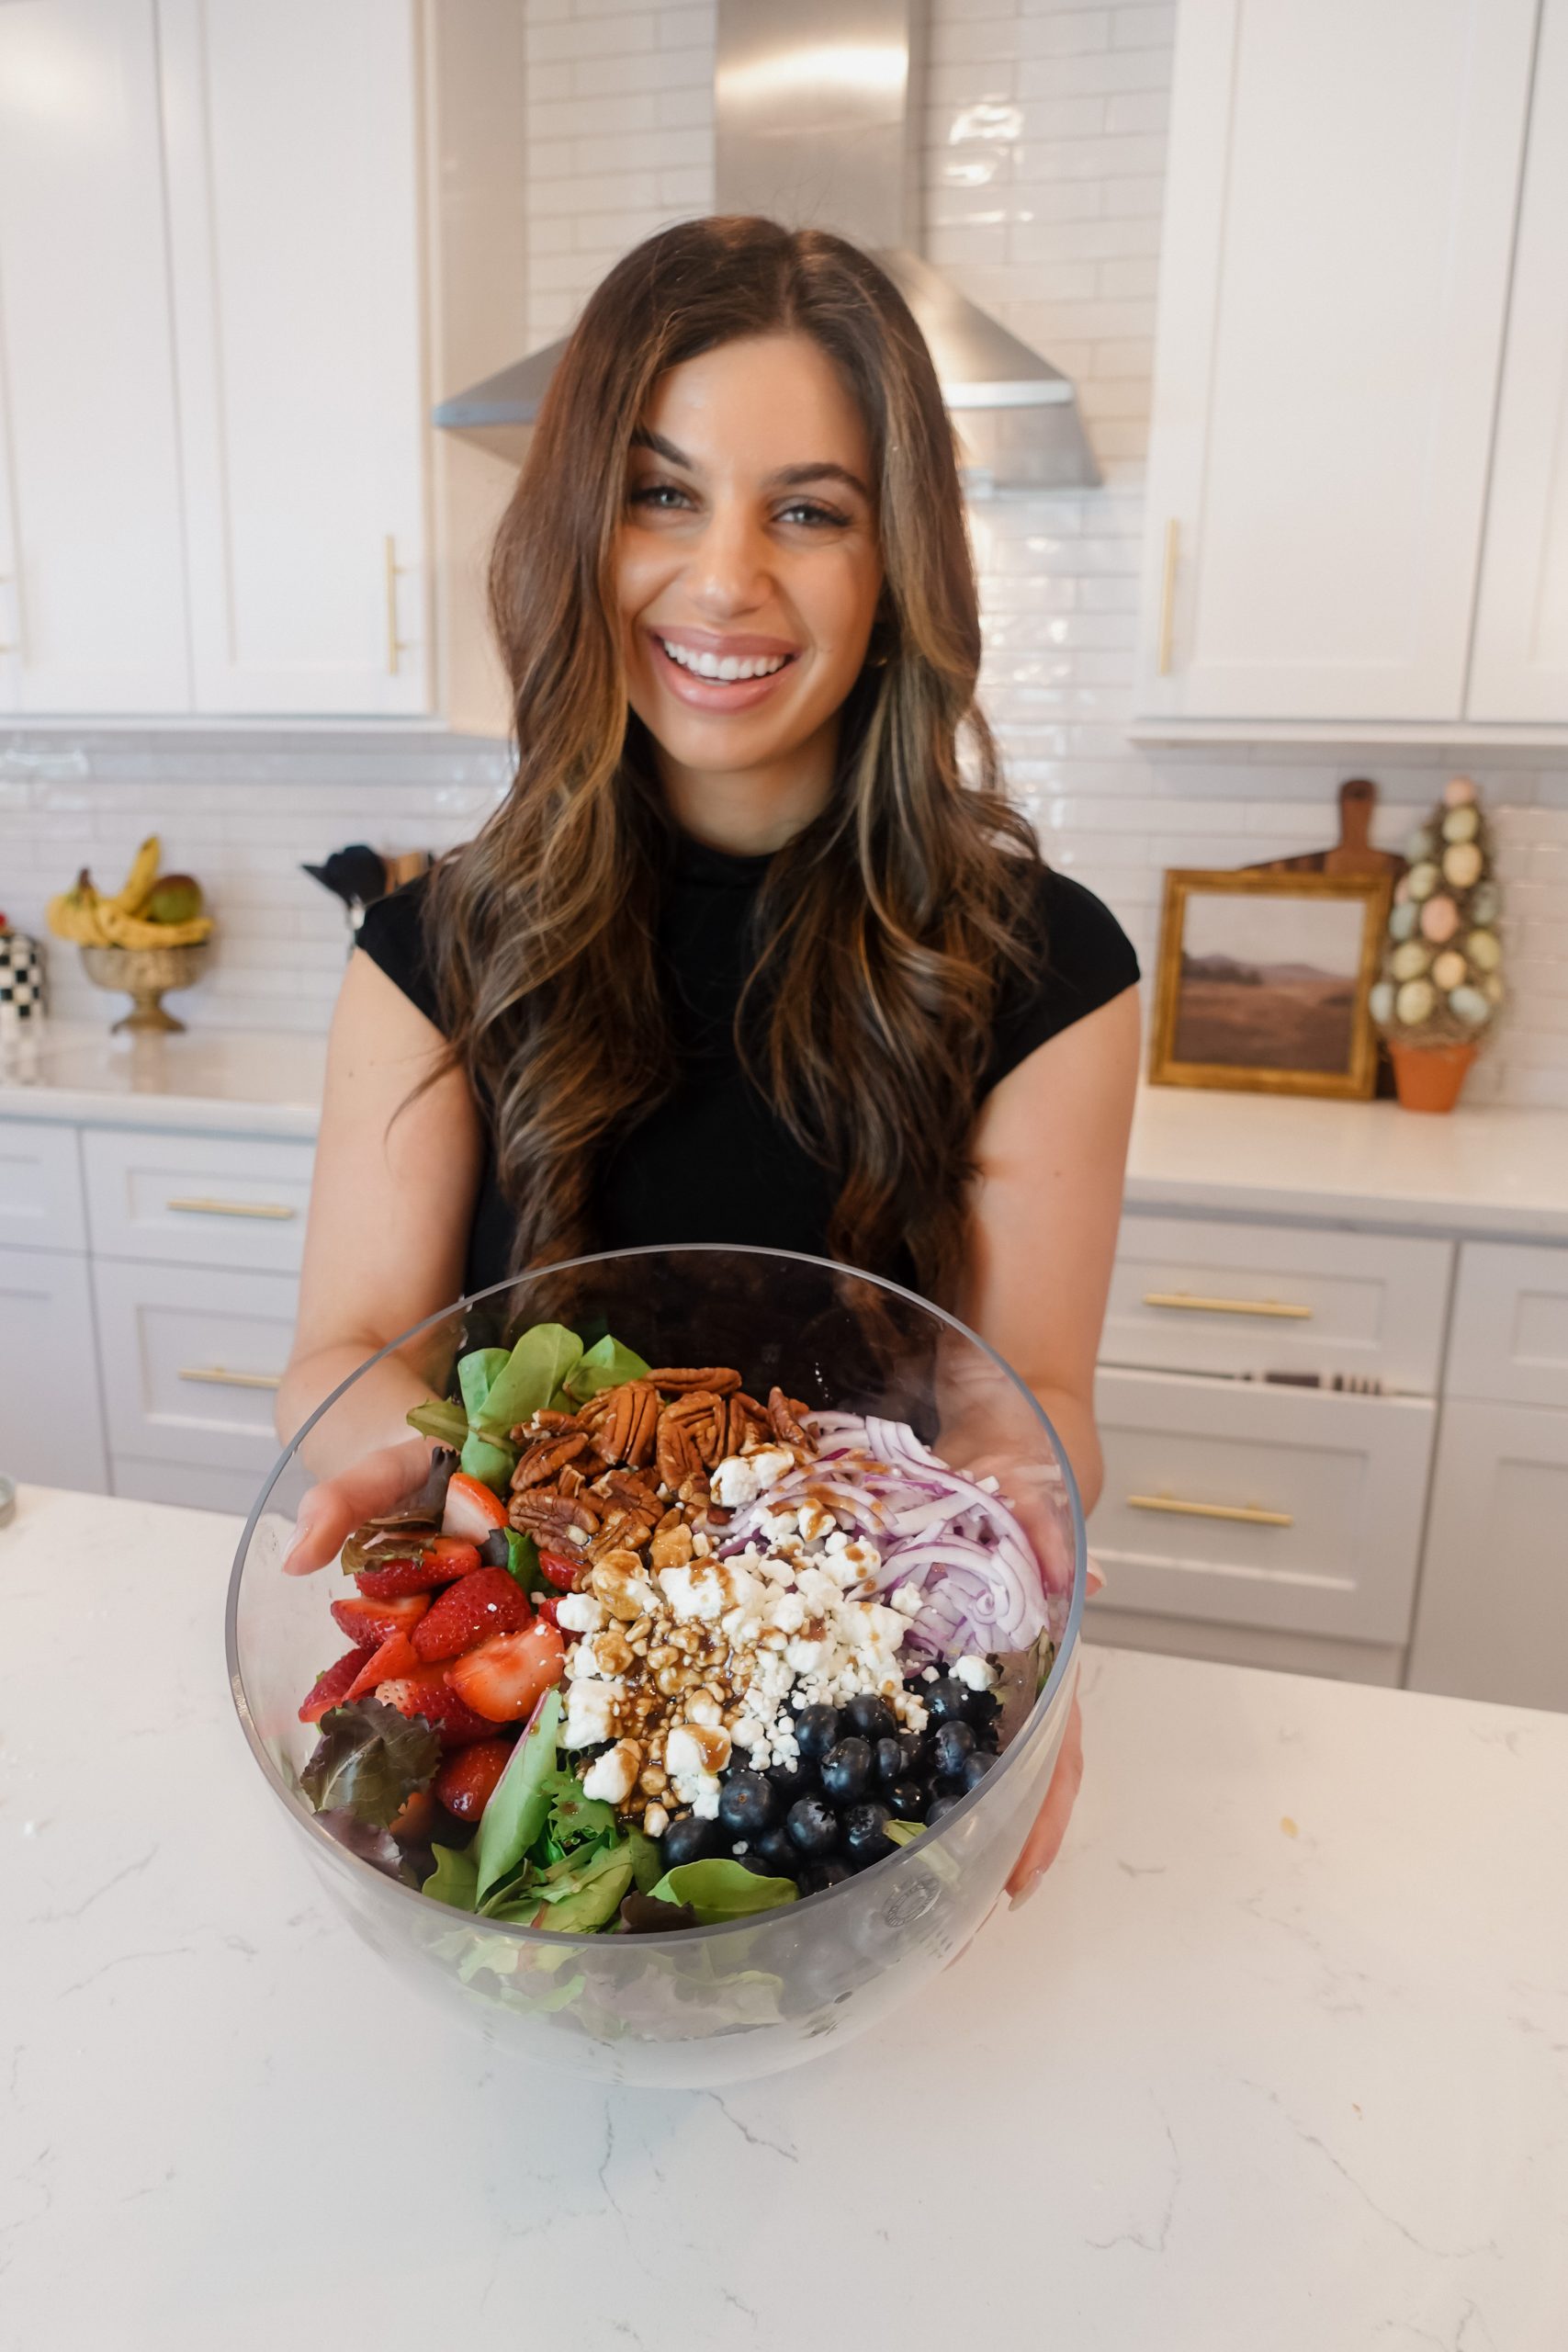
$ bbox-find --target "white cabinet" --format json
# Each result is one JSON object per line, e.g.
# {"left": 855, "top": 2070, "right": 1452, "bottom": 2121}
{"left": 92, "top": 1256, "right": 298, "bottom": 1476}
{"left": 1090, "top": 1367, "right": 1437, "bottom": 1648}
{"left": 1470, "top": 0, "right": 1568, "bottom": 722}
{"left": 158, "top": 0, "right": 429, "bottom": 715}
{"left": 1406, "top": 1400, "right": 1568, "bottom": 1711}
{"left": 0, "top": 1244, "right": 108, "bottom": 1494}
{"left": 0, "top": 0, "right": 428, "bottom": 718}
{"left": 0, "top": 0, "right": 191, "bottom": 713}
{"left": 1443, "top": 1239, "right": 1568, "bottom": 1412}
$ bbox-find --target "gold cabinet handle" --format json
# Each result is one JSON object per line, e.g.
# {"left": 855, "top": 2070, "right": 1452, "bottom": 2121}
{"left": 1127, "top": 1493, "right": 1293, "bottom": 1528}
{"left": 1156, "top": 517, "right": 1179, "bottom": 675}
{"left": 177, "top": 1365, "right": 282, "bottom": 1391}
{"left": 1143, "top": 1291, "right": 1313, "bottom": 1320}
{"left": 166, "top": 1196, "right": 295, "bottom": 1222}
{"left": 384, "top": 534, "right": 411, "bottom": 674}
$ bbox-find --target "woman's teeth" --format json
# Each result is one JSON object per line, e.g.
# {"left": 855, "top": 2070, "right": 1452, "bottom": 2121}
{"left": 659, "top": 639, "right": 790, "bottom": 682}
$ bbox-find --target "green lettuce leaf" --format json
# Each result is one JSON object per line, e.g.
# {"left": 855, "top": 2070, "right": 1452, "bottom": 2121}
{"left": 423, "top": 1843, "right": 479, "bottom": 1911}
{"left": 503, "top": 1527, "right": 547, "bottom": 1598}
{"left": 530, "top": 1844, "right": 635, "bottom": 1934}
{"left": 543, "top": 1769, "right": 616, "bottom": 1851}
{"left": 459, "top": 1429, "right": 516, "bottom": 1490}
{"left": 478, "top": 1324, "right": 584, "bottom": 1438}
{"left": 563, "top": 1333, "right": 651, "bottom": 1405}
{"left": 458, "top": 1347, "right": 511, "bottom": 1421}
{"left": 884, "top": 1819, "right": 925, "bottom": 1847}
{"left": 624, "top": 1824, "right": 663, "bottom": 1894}
{"left": 648, "top": 1859, "right": 798, "bottom": 1923}
{"left": 405, "top": 1397, "right": 468, "bottom": 1450}
{"left": 299, "top": 1697, "right": 439, "bottom": 1829}
{"left": 473, "top": 1687, "right": 561, "bottom": 1904}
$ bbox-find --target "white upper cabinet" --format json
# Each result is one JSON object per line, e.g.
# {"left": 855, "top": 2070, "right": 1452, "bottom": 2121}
{"left": 157, "top": 0, "right": 429, "bottom": 715}
{"left": 1136, "top": 0, "right": 1541, "bottom": 731}
{"left": 1469, "top": 0, "right": 1568, "bottom": 722}
{"left": 0, "top": 0, "right": 191, "bottom": 712}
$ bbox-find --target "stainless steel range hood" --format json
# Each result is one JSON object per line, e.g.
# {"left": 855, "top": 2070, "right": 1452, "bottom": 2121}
{"left": 434, "top": 0, "right": 1099, "bottom": 492}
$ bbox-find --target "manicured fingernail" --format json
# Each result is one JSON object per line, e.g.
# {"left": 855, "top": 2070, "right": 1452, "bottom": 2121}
{"left": 1010, "top": 1871, "right": 1043, "bottom": 1911}
{"left": 278, "top": 1520, "right": 310, "bottom": 1575}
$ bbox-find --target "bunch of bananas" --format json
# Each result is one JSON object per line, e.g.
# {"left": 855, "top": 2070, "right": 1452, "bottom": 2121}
{"left": 47, "top": 836, "right": 214, "bottom": 951}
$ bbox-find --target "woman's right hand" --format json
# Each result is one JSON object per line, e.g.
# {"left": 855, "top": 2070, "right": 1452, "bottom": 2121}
{"left": 279, "top": 1432, "right": 434, "bottom": 1577}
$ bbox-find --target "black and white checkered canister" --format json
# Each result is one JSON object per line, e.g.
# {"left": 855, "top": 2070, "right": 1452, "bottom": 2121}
{"left": 0, "top": 928, "right": 45, "bottom": 1023}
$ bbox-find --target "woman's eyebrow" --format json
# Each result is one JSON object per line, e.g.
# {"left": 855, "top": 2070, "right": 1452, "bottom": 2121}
{"left": 630, "top": 427, "right": 693, "bottom": 467}
{"left": 629, "top": 429, "right": 869, "bottom": 503}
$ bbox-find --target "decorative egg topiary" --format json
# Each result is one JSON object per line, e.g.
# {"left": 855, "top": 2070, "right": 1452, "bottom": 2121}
{"left": 1370, "top": 779, "right": 1504, "bottom": 1111}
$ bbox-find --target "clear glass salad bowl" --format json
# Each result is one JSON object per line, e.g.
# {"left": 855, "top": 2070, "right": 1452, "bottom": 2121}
{"left": 227, "top": 1245, "right": 1086, "bottom": 2088}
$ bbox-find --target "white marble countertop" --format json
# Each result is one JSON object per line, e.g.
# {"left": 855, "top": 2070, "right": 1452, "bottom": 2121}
{"left": 0, "top": 1019, "right": 325, "bottom": 1138}
{"left": 4, "top": 1022, "right": 1566, "bottom": 1236}
{"left": 1125, "top": 1084, "right": 1568, "bottom": 1240}
{"left": 5, "top": 1484, "right": 1563, "bottom": 2349}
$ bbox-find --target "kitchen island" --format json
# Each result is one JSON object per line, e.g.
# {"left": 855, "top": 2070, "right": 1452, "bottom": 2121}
{"left": 4, "top": 1486, "right": 1563, "bottom": 2348}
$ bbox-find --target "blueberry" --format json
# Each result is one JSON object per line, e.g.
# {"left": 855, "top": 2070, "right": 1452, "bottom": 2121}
{"left": 717, "top": 1770, "right": 778, "bottom": 1838}
{"left": 842, "top": 1801, "right": 895, "bottom": 1869}
{"left": 965, "top": 1686, "right": 1002, "bottom": 1733}
{"left": 931, "top": 1720, "right": 976, "bottom": 1778}
{"left": 785, "top": 1796, "right": 840, "bottom": 1860}
{"left": 874, "top": 1732, "right": 922, "bottom": 1788}
{"left": 819, "top": 1736, "right": 873, "bottom": 1807}
{"left": 660, "top": 1814, "right": 721, "bottom": 1868}
{"left": 767, "top": 1756, "right": 816, "bottom": 1803}
{"left": 800, "top": 1856, "right": 852, "bottom": 1895}
{"left": 924, "top": 1678, "right": 971, "bottom": 1725}
{"left": 841, "top": 1693, "right": 897, "bottom": 1744}
{"left": 887, "top": 1780, "right": 927, "bottom": 1821}
{"left": 794, "top": 1704, "right": 841, "bottom": 1764}
{"left": 926, "top": 1792, "right": 964, "bottom": 1828}
{"left": 752, "top": 1824, "right": 799, "bottom": 1876}
{"left": 962, "top": 1748, "right": 998, "bottom": 1792}
{"left": 734, "top": 1849, "right": 786, "bottom": 1877}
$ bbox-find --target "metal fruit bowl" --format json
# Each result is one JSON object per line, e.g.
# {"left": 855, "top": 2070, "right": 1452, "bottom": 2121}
{"left": 227, "top": 1246, "right": 1086, "bottom": 2087}
{"left": 80, "top": 940, "right": 212, "bottom": 1034}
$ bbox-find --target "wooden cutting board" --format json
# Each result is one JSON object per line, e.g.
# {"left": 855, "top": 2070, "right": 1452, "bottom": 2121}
{"left": 1245, "top": 777, "right": 1404, "bottom": 881}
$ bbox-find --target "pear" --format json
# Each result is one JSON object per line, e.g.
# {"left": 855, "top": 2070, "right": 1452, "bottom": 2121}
{"left": 146, "top": 874, "right": 205, "bottom": 924}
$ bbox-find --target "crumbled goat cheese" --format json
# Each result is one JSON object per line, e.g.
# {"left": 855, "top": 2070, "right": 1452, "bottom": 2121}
{"left": 889, "top": 1582, "right": 924, "bottom": 1617}
{"left": 562, "top": 1678, "right": 623, "bottom": 1748}
{"left": 954, "top": 1653, "right": 999, "bottom": 1692}
{"left": 555, "top": 1591, "right": 607, "bottom": 1635}
{"left": 581, "top": 1739, "right": 640, "bottom": 1805}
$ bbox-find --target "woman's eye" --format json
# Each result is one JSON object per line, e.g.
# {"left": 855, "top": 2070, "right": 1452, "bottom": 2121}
{"left": 777, "top": 499, "right": 848, "bottom": 528}
{"left": 628, "top": 481, "right": 694, "bottom": 512}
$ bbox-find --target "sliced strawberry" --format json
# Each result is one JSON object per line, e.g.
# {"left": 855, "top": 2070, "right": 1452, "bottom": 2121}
{"left": 389, "top": 1788, "right": 438, "bottom": 1842}
{"left": 353, "top": 1535, "right": 482, "bottom": 1596}
{"left": 411, "top": 1565, "right": 532, "bottom": 1664}
{"left": 534, "top": 1593, "right": 570, "bottom": 1634}
{"left": 343, "top": 1627, "right": 421, "bottom": 1702}
{"left": 538, "top": 1550, "right": 580, "bottom": 1593}
{"left": 299, "top": 1645, "right": 374, "bottom": 1724}
{"left": 376, "top": 1670, "right": 498, "bottom": 1746}
{"left": 446, "top": 1620, "right": 567, "bottom": 1724}
{"left": 443, "top": 1470, "right": 510, "bottom": 1543}
{"left": 329, "top": 1591, "right": 431, "bottom": 1647}
{"left": 434, "top": 1737, "right": 514, "bottom": 1823}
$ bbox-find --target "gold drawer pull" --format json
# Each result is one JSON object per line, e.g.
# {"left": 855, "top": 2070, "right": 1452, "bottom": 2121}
{"left": 177, "top": 1365, "right": 282, "bottom": 1391}
{"left": 1128, "top": 1493, "right": 1293, "bottom": 1528}
{"left": 166, "top": 1196, "right": 295, "bottom": 1221}
{"left": 1143, "top": 1291, "right": 1312, "bottom": 1320}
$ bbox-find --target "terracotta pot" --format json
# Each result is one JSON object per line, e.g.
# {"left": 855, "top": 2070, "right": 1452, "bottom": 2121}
{"left": 1388, "top": 1039, "right": 1476, "bottom": 1114}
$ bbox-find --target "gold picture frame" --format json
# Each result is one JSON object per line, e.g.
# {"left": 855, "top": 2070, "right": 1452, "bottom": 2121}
{"left": 1149, "top": 868, "right": 1393, "bottom": 1100}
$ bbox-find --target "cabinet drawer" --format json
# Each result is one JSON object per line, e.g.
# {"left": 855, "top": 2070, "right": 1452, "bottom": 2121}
{"left": 0, "top": 1243, "right": 107, "bottom": 1493}
{"left": 83, "top": 1128, "right": 313, "bottom": 1272}
{"left": 1103, "top": 1214, "right": 1452, "bottom": 1392}
{"left": 1089, "top": 1367, "right": 1437, "bottom": 1645}
{"left": 1445, "top": 1241, "right": 1568, "bottom": 1410}
{"left": 111, "top": 1453, "right": 267, "bottom": 1518}
{"left": 0, "top": 1120, "right": 86, "bottom": 1253}
{"left": 92, "top": 1257, "right": 298, "bottom": 1473}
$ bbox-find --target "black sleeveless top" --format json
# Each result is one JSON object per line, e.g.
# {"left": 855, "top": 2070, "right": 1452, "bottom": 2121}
{"left": 356, "top": 836, "right": 1137, "bottom": 1297}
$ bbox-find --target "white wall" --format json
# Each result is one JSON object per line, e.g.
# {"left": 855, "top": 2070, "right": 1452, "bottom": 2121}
{"left": 2, "top": 0, "right": 1565, "bottom": 1104}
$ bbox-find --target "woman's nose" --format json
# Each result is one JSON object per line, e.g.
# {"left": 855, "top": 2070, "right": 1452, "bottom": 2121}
{"left": 686, "top": 503, "right": 771, "bottom": 616}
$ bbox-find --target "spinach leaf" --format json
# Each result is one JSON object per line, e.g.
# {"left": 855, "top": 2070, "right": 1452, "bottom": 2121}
{"left": 478, "top": 1324, "right": 583, "bottom": 1438}
{"left": 532, "top": 1845, "right": 635, "bottom": 1934}
{"left": 473, "top": 1687, "right": 561, "bottom": 1903}
{"left": 459, "top": 1429, "right": 516, "bottom": 1490}
{"left": 405, "top": 1397, "right": 468, "bottom": 1451}
{"left": 503, "top": 1527, "right": 547, "bottom": 1598}
{"left": 649, "top": 1859, "right": 798, "bottom": 1923}
{"left": 543, "top": 1769, "right": 616, "bottom": 1851}
{"left": 458, "top": 1347, "right": 510, "bottom": 1421}
{"left": 884, "top": 1819, "right": 925, "bottom": 1847}
{"left": 300, "top": 1697, "right": 439, "bottom": 1829}
{"left": 563, "top": 1333, "right": 651, "bottom": 1405}
{"left": 423, "top": 1843, "right": 479, "bottom": 1911}
{"left": 624, "top": 1824, "right": 663, "bottom": 1894}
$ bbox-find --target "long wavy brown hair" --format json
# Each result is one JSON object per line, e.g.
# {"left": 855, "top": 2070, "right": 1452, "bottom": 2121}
{"left": 425, "top": 216, "right": 1045, "bottom": 1301}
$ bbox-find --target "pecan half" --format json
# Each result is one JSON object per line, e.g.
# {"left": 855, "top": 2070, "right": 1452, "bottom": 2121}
{"left": 768, "top": 1386, "right": 815, "bottom": 1453}
{"left": 646, "top": 1367, "right": 742, "bottom": 1396}
{"left": 656, "top": 1414, "right": 705, "bottom": 1492}
{"left": 725, "top": 1392, "right": 769, "bottom": 1457}
{"left": 660, "top": 1388, "right": 726, "bottom": 1467}
{"left": 588, "top": 1379, "right": 659, "bottom": 1468}
{"left": 509, "top": 1492, "right": 597, "bottom": 1555}
{"left": 511, "top": 1430, "right": 588, "bottom": 1491}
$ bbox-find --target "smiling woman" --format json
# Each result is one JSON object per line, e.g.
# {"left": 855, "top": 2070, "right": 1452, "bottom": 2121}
{"left": 278, "top": 217, "right": 1141, "bottom": 1901}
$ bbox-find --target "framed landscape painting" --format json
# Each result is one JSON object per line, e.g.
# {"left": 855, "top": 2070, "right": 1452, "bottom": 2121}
{"left": 1149, "top": 868, "right": 1392, "bottom": 1099}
